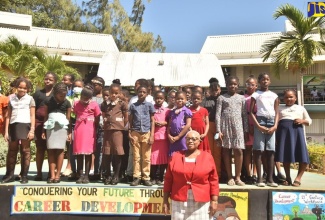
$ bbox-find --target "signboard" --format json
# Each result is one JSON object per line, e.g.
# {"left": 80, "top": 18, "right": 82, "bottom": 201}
{"left": 272, "top": 191, "right": 325, "bottom": 220}
{"left": 11, "top": 186, "right": 165, "bottom": 215}
{"left": 11, "top": 186, "right": 249, "bottom": 218}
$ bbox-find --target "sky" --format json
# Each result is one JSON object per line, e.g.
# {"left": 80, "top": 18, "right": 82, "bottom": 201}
{"left": 118, "top": 0, "right": 308, "bottom": 53}
{"left": 81, "top": 0, "right": 309, "bottom": 53}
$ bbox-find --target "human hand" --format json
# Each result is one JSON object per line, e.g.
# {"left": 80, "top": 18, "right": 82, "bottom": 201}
{"left": 294, "top": 119, "right": 304, "bottom": 125}
{"left": 267, "top": 126, "right": 276, "bottom": 134}
{"left": 4, "top": 132, "right": 9, "bottom": 142}
{"left": 258, "top": 126, "right": 269, "bottom": 133}
{"left": 41, "top": 132, "right": 46, "bottom": 140}
{"left": 27, "top": 131, "right": 34, "bottom": 141}
{"left": 67, "top": 133, "right": 72, "bottom": 142}
{"left": 168, "top": 134, "right": 177, "bottom": 143}
{"left": 148, "top": 136, "right": 154, "bottom": 145}
{"left": 209, "top": 200, "right": 218, "bottom": 217}
{"left": 200, "top": 134, "right": 206, "bottom": 139}
{"left": 163, "top": 202, "right": 170, "bottom": 215}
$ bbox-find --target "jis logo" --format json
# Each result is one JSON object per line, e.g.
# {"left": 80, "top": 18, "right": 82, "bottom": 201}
{"left": 308, "top": 2, "right": 325, "bottom": 17}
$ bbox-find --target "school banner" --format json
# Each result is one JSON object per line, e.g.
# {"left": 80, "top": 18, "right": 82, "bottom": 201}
{"left": 11, "top": 186, "right": 249, "bottom": 218}
{"left": 11, "top": 186, "right": 166, "bottom": 216}
{"left": 272, "top": 191, "right": 325, "bottom": 220}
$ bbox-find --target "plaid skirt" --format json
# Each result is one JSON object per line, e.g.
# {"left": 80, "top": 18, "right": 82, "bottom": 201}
{"left": 171, "top": 190, "right": 212, "bottom": 220}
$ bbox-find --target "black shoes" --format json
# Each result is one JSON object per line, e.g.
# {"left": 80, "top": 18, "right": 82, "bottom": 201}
{"left": 104, "top": 176, "right": 112, "bottom": 185}
{"left": 1, "top": 175, "right": 15, "bottom": 184}
{"left": 20, "top": 176, "right": 28, "bottom": 184}
{"left": 143, "top": 180, "right": 152, "bottom": 186}
{"left": 130, "top": 178, "right": 141, "bottom": 186}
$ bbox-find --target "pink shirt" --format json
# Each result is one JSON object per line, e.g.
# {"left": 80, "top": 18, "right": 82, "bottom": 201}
{"left": 153, "top": 105, "right": 170, "bottom": 140}
{"left": 244, "top": 94, "right": 257, "bottom": 126}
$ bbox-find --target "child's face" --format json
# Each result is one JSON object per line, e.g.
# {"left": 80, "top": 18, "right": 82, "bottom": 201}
{"left": 155, "top": 93, "right": 165, "bottom": 106}
{"left": 102, "top": 90, "right": 110, "bottom": 102}
{"left": 80, "top": 95, "right": 91, "bottom": 105}
{"left": 209, "top": 88, "right": 220, "bottom": 98}
{"left": 246, "top": 79, "right": 257, "bottom": 94}
{"left": 92, "top": 83, "right": 102, "bottom": 94}
{"left": 16, "top": 82, "right": 28, "bottom": 97}
{"left": 54, "top": 91, "right": 67, "bottom": 103}
{"left": 109, "top": 86, "right": 120, "bottom": 101}
{"left": 185, "top": 88, "right": 192, "bottom": 100}
{"left": 227, "top": 79, "right": 238, "bottom": 93}
{"left": 62, "top": 76, "right": 72, "bottom": 87}
{"left": 168, "top": 92, "right": 176, "bottom": 105}
{"left": 44, "top": 74, "right": 56, "bottom": 87}
{"left": 259, "top": 74, "right": 271, "bottom": 90}
{"left": 191, "top": 93, "right": 202, "bottom": 106}
{"left": 283, "top": 91, "right": 296, "bottom": 106}
{"left": 137, "top": 87, "right": 148, "bottom": 101}
{"left": 74, "top": 81, "right": 83, "bottom": 88}
{"left": 175, "top": 93, "right": 186, "bottom": 108}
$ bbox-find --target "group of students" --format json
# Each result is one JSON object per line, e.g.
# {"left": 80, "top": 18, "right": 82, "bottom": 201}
{"left": 0, "top": 72, "right": 311, "bottom": 188}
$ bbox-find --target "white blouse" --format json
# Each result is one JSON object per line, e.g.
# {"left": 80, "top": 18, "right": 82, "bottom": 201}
{"left": 279, "top": 104, "right": 312, "bottom": 125}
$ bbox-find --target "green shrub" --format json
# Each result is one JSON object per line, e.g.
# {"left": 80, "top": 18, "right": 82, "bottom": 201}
{"left": 308, "top": 143, "right": 325, "bottom": 172}
{"left": 0, "top": 136, "right": 36, "bottom": 168}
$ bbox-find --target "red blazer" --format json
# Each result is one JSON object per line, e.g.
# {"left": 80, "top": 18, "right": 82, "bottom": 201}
{"left": 164, "top": 150, "right": 219, "bottom": 202}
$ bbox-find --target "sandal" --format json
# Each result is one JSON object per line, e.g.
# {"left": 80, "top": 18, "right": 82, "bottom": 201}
{"left": 235, "top": 180, "right": 245, "bottom": 186}
{"left": 227, "top": 179, "right": 235, "bottom": 186}
{"left": 47, "top": 178, "right": 54, "bottom": 184}
{"left": 281, "top": 178, "right": 292, "bottom": 186}
{"left": 292, "top": 180, "right": 301, "bottom": 187}
{"left": 53, "top": 178, "right": 61, "bottom": 184}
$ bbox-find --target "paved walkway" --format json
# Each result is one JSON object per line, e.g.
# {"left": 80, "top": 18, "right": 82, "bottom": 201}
{"left": 0, "top": 159, "right": 324, "bottom": 190}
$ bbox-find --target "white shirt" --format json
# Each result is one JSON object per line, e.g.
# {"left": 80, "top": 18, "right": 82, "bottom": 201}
{"left": 279, "top": 104, "right": 312, "bottom": 125}
{"left": 311, "top": 90, "right": 319, "bottom": 97}
{"left": 9, "top": 94, "right": 35, "bottom": 124}
{"left": 251, "top": 90, "right": 278, "bottom": 118}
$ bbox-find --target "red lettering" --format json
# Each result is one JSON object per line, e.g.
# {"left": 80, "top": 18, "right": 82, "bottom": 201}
{"left": 153, "top": 203, "right": 162, "bottom": 213}
{"left": 133, "top": 202, "right": 142, "bottom": 213}
{"left": 143, "top": 203, "right": 153, "bottom": 213}
{"left": 99, "top": 201, "right": 108, "bottom": 212}
{"left": 14, "top": 201, "right": 23, "bottom": 212}
{"left": 61, "top": 201, "right": 71, "bottom": 211}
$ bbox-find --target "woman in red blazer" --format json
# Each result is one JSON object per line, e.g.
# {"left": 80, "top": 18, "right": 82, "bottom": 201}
{"left": 163, "top": 130, "right": 219, "bottom": 219}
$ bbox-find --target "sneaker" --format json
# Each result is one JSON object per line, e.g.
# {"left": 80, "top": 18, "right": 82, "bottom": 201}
{"left": 143, "top": 180, "right": 152, "bottom": 186}
{"left": 62, "top": 169, "right": 72, "bottom": 177}
{"left": 267, "top": 182, "right": 278, "bottom": 187}
{"left": 130, "top": 178, "right": 140, "bottom": 186}
{"left": 20, "top": 176, "right": 28, "bottom": 184}
{"left": 150, "top": 179, "right": 156, "bottom": 185}
{"left": 256, "top": 182, "right": 266, "bottom": 187}
{"left": 156, "top": 180, "right": 163, "bottom": 186}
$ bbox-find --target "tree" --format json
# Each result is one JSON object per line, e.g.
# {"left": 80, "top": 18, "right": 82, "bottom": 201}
{"left": 3, "top": 0, "right": 94, "bottom": 32}
{"left": 83, "top": 0, "right": 165, "bottom": 52}
{"left": 0, "top": 36, "right": 79, "bottom": 90}
{"left": 260, "top": 4, "right": 325, "bottom": 78}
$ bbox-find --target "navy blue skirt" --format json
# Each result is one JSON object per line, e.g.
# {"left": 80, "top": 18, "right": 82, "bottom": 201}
{"left": 275, "top": 119, "right": 310, "bottom": 163}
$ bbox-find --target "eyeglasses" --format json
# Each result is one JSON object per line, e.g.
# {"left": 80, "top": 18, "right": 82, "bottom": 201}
{"left": 186, "top": 137, "right": 200, "bottom": 141}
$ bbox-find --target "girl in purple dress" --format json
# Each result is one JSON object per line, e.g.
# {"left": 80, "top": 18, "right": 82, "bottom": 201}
{"left": 167, "top": 91, "right": 192, "bottom": 156}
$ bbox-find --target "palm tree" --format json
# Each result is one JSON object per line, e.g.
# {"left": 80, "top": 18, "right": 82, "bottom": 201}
{"left": 0, "top": 36, "right": 79, "bottom": 90}
{"left": 260, "top": 4, "right": 325, "bottom": 78}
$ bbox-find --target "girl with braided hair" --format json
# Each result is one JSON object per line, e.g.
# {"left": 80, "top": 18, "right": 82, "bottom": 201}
{"left": 42, "top": 82, "right": 71, "bottom": 183}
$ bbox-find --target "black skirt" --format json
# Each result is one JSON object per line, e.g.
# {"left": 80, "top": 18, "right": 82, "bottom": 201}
{"left": 275, "top": 119, "right": 310, "bottom": 163}
{"left": 9, "top": 123, "right": 31, "bottom": 141}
